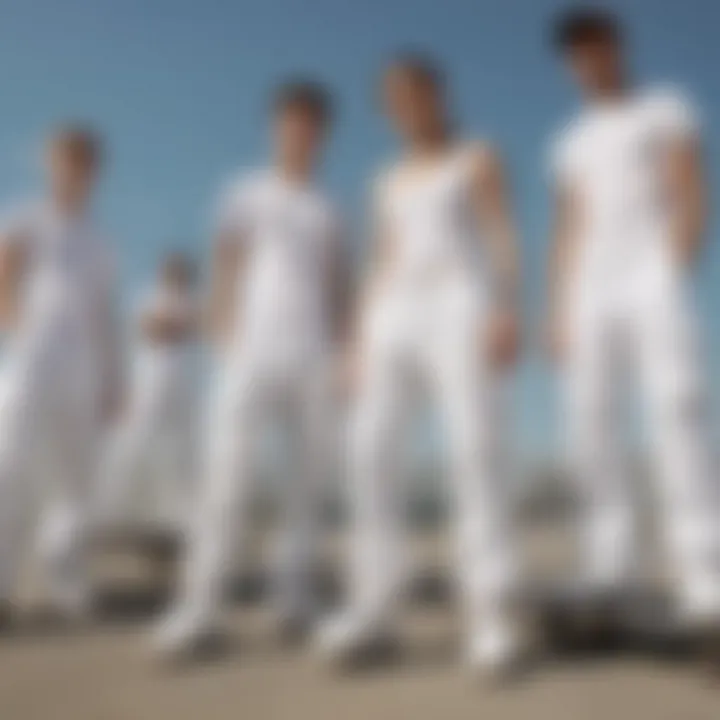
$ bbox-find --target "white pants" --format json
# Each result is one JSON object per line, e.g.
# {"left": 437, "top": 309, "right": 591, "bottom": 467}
{"left": 344, "top": 282, "right": 516, "bottom": 637}
{"left": 173, "top": 347, "right": 331, "bottom": 626}
{"left": 97, "top": 351, "right": 196, "bottom": 530}
{"left": 0, "top": 345, "right": 100, "bottom": 608}
{"left": 565, "top": 263, "right": 719, "bottom": 614}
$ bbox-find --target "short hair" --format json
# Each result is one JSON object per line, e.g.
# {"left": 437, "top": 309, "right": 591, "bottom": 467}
{"left": 272, "top": 79, "right": 333, "bottom": 126}
{"left": 383, "top": 51, "right": 445, "bottom": 92}
{"left": 163, "top": 251, "right": 197, "bottom": 285}
{"left": 49, "top": 124, "right": 103, "bottom": 168}
{"left": 552, "top": 7, "right": 622, "bottom": 52}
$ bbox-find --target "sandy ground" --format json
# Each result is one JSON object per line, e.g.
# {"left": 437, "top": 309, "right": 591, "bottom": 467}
{"left": 0, "top": 525, "right": 717, "bottom": 720}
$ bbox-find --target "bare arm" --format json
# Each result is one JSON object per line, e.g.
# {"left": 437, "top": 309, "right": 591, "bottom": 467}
{"left": 0, "top": 234, "right": 27, "bottom": 332}
{"left": 205, "top": 231, "right": 244, "bottom": 349}
{"left": 470, "top": 145, "right": 520, "bottom": 310}
{"left": 667, "top": 136, "right": 707, "bottom": 268}
{"left": 361, "top": 227, "right": 394, "bottom": 311}
{"left": 547, "top": 183, "right": 579, "bottom": 360}
{"left": 350, "top": 172, "right": 400, "bottom": 342}
{"left": 339, "top": 183, "right": 396, "bottom": 393}
{"left": 327, "top": 230, "right": 355, "bottom": 349}
{"left": 470, "top": 145, "right": 521, "bottom": 367}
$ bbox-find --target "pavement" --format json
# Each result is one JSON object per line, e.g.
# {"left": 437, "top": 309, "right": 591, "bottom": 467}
{"left": 0, "top": 523, "right": 717, "bottom": 720}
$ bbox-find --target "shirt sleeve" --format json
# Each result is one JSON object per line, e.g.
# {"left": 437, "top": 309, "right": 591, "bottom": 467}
{"left": 546, "top": 126, "right": 574, "bottom": 188}
{"left": 652, "top": 87, "right": 701, "bottom": 140}
{"left": 0, "top": 202, "right": 38, "bottom": 247}
{"left": 211, "top": 178, "right": 254, "bottom": 242}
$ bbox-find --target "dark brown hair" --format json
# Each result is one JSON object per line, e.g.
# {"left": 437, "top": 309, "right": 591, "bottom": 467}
{"left": 50, "top": 124, "right": 103, "bottom": 168}
{"left": 552, "top": 7, "right": 622, "bottom": 52}
{"left": 272, "top": 79, "right": 333, "bottom": 126}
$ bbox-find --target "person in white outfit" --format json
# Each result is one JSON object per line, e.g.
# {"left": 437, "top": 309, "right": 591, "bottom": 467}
{"left": 0, "top": 127, "right": 121, "bottom": 624}
{"left": 546, "top": 8, "right": 720, "bottom": 654}
{"left": 96, "top": 253, "right": 199, "bottom": 533}
{"left": 156, "top": 80, "right": 349, "bottom": 655}
{"left": 318, "top": 54, "right": 524, "bottom": 679}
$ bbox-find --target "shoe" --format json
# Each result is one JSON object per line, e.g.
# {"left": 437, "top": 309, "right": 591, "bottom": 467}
{"left": 677, "top": 615, "right": 720, "bottom": 682}
{"left": 152, "top": 606, "right": 224, "bottom": 664}
{"left": 466, "top": 623, "right": 529, "bottom": 687}
{"left": 315, "top": 612, "right": 399, "bottom": 671}
{"left": 675, "top": 592, "right": 720, "bottom": 682}
{"left": 541, "top": 585, "right": 626, "bottom": 654}
{"left": 698, "top": 621, "right": 720, "bottom": 682}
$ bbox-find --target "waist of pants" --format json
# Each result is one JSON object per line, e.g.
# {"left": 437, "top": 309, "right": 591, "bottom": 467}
{"left": 384, "top": 259, "right": 486, "bottom": 294}
{"left": 224, "top": 334, "right": 329, "bottom": 372}
{"left": 370, "top": 273, "right": 488, "bottom": 321}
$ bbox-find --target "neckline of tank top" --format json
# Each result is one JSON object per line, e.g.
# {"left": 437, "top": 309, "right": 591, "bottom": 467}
{"left": 392, "top": 142, "right": 471, "bottom": 187}
{"left": 584, "top": 86, "right": 645, "bottom": 114}
{"left": 264, "top": 165, "right": 320, "bottom": 195}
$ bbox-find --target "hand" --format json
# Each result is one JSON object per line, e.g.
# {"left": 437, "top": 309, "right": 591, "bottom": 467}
{"left": 485, "top": 309, "right": 520, "bottom": 369}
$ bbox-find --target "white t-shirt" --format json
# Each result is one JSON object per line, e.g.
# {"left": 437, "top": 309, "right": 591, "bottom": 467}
{"left": 549, "top": 85, "right": 700, "bottom": 285}
{"left": 213, "top": 168, "right": 342, "bottom": 357}
{"left": 0, "top": 201, "right": 116, "bottom": 365}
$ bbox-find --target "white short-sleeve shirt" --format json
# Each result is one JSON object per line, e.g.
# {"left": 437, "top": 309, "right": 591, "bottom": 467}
{"left": 549, "top": 85, "right": 700, "bottom": 281}
{"left": 212, "top": 168, "right": 342, "bottom": 355}
{"left": 0, "top": 201, "right": 115, "bottom": 361}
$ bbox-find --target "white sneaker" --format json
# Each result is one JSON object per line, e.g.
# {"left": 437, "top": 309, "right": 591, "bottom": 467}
{"left": 675, "top": 581, "right": 720, "bottom": 678}
{"left": 152, "top": 605, "right": 217, "bottom": 661}
{"left": 315, "top": 611, "right": 397, "bottom": 669}
{"left": 466, "top": 623, "right": 526, "bottom": 685}
{"left": 676, "top": 579, "right": 720, "bottom": 630}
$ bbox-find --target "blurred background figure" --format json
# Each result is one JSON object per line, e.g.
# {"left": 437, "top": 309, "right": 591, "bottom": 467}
{"left": 95, "top": 252, "right": 200, "bottom": 534}
{"left": 155, "top": 79, "right": 350, "bottom": 656}
{"left": 0, "top": 127, "right": 120, "bottom": 624}
{"left": 546, "top": 8, "right": 720, "bottom": 658}
{"left": 318, "top": 53, "right": 524, "bottom": 681}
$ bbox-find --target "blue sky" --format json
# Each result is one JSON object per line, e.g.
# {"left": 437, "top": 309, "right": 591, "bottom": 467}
{"left": 0, "top": 0, "right": 718, "bottom": 457}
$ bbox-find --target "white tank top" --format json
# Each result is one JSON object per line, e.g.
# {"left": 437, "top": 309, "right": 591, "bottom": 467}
{"left": 214, "top": 169, "right": 341, "bottom": 359}
{"left": 376, "top": 145, "right": 486, "bottom": 294}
